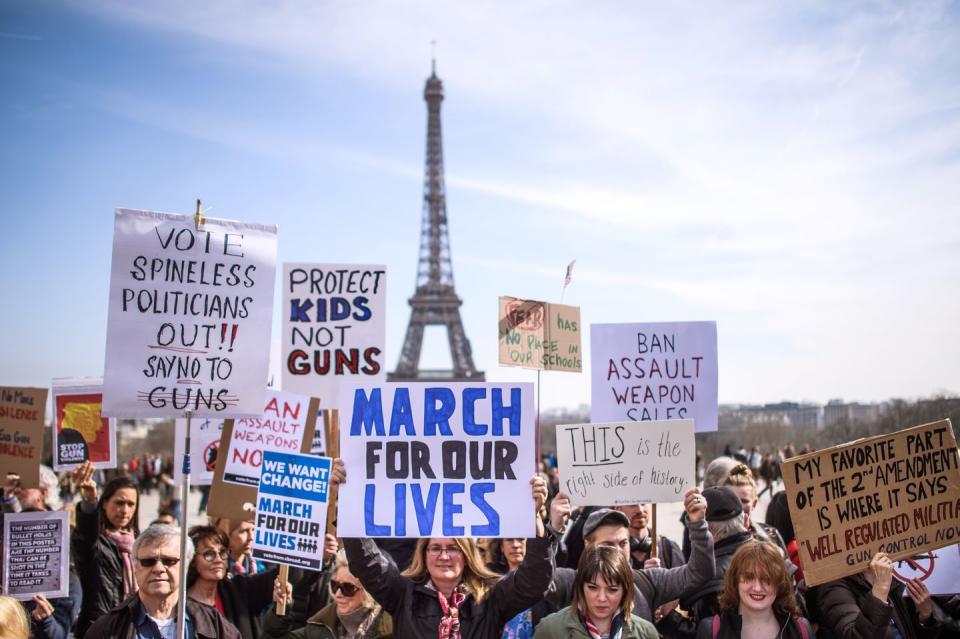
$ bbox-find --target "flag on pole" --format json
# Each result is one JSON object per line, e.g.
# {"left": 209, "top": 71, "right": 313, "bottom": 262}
{"left": 563, "top": 259, "right": 576, "bottom": 290}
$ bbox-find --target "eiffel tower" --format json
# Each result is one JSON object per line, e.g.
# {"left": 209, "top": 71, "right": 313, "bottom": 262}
{"left": 389, "top": 62, "right": 484, "bottom": 382}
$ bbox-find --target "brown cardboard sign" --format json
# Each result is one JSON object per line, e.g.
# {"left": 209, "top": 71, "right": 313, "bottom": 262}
{"left": 782, "top": 419, "right": 960, "bottom": 586}
{"left": 207, "top": 396, "right": 319, "bottom": 523}
{"left": 498, "top": 296, "right": 582, "bottom": 372}
{"left": 0, "top": 387, "right": 48, "bottom": 488}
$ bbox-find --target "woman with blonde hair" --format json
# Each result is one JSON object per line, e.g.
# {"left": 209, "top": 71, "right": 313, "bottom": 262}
{"left": 696, "top": 541, "right": 813, "bottom": 639}
{"left": 534, "top": 545, "right": 657, "bottom": 639}
{"left": 331, "top": 458, "right": 556, "bottom": 639}
{"left": 264, "top": 549, "right": 393, "bottom": 639}
{"left": 0, "top": 594, "right": 31, "bottom": 639}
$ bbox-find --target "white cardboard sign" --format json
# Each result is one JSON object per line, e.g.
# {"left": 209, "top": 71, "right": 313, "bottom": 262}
{"left": 222, "top": 390, "right": 312, "bottom": 487}
{"left": 591, "top": 321, "right": 718, "bottom": 432}
{"left": 556, "top": 419, "right": 696, "bottom": 506}
{"left": 102, "top": 208, "right": 277, "bottom": 418}
{"left": 282, "top": 263, "right": 386, "bottom": 408}
{"left": 337, "top": 383, "right": 536, "bottom": 538}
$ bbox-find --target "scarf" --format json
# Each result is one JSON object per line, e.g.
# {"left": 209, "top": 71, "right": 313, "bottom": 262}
{"left": 580, "top": 609, "right": 624, "bottom": 639}
{"left": 105, "top": 529, "right": 136, "bottom": 597}
{"left": 337, "top": 604, "right": 381, "bottom": 639}
{"left": 436, "top": 585, "right": 466, "bottom": 639}
{"left": 231, "top": 552, "right": 258, "bottom": 575}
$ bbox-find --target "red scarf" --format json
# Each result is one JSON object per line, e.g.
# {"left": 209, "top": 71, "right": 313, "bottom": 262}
{"left": 105, "top": 529, "right": 136, "bottom": 597}
{"left": 436, "top": 586, "right": 465, "bottom": 639}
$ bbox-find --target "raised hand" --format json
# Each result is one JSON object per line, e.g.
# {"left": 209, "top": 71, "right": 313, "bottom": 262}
{"left": 330, "top": 458, "right": 346, "bottom": 486}
{"left": 869, "top": 552, "right": 894, "bottom": 602}
{"left": 905, "top": 578, "right": 932, "bottom": 623}
{"left": 71, "top": 461, "right": 97, "bottom": 503}
{"left": 549, "top": 492, "right": 572, "bottom": 532}
{"left": 683, "top": 487, "right": 707, "bottom": 524}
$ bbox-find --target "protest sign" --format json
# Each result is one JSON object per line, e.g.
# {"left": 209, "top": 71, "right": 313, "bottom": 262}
{"left": 221, "top": 390, "right": 313, "bottom": 486}
{"left": 2, "top": 511, "right": 70, "bottom": 600}
{"left": 338, "top": 383, "right": 536, "bottom": 538}
{"left": 782, "top": 419, "right": 960, "bottom": 587}
{"left": 207, "top": 394, "right": 319, "bottom": 523}
{"left": 51, "top": 378, "right": 116, "bottom": 471}
{"left": 282, "top": 263, "right": 386, "bottom": 406}
{"left": 252, "top": 451, "right": 331, "bottom": 570}
{"left": 498, "top": 297, "right": 582, "bottom": 372}
{"left": 556, "top": 419, "right": 695, "bottom": 506}
{"left": 891, "top": 544, "right": 960, "bottom": 595}
{"left": 590, "top": 321, "right": 718, "bottom": 432}
{"left": 0, "top": 386, "right": 47, "bottom": 487}
{"left": 102, "top": 208, "right": 277, "bottom": 418}
{"left": 173, "top": 416, "right": 224, "bottom": 485}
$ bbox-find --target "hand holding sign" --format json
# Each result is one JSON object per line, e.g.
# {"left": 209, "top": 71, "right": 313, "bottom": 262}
{"left": 684, "top": 487, "right": 707, "bottom": 524}
{"left": 71, "top": 461, "right": 97, "bottom": 504}
{"left": 272, "top": 576, "right": 292, "bottom": 613}
{"left": 549, "top": 492, "right": 573, "bottom": 533}
{"left": 870, "top": 552, "right": 894, "bottom": 601}
{"left": 31, "top": 595, "right": 55, "bottom": 622}
{"left": 904, "top": 579, "right": 933, "bottom": 623}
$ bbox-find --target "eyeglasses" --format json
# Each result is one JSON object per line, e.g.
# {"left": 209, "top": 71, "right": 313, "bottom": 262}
{"left": 426, "top": 545, "right": 463, "bottom": 557}
{"left": 137, "top": 556, "right": 180, "bottom": 568}
{"left": 200, "top": 549, "right": 229, "bottom": 563}
{"left": 330, "top": 581, "right": 361, "bottom": 597}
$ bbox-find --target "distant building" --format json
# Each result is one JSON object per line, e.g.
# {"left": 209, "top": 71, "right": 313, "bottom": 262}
{"left": 722, "top": 402, "right": 822, "bottom": 429}
{"left": 823, "top": 399, "right": 881, "bottom": 428}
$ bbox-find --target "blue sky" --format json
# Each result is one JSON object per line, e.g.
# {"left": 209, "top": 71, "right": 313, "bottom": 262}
{"left": 2, "top": 1, "right": 958, "bottom": 411}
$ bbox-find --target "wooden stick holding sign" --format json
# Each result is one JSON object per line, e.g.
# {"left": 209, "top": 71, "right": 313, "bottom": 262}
{"left": 650, "top": 504, "right": 658, "bottom": 559}
{"left": 324, "top": 409, "right": 340, "bottom": 535}
{"left": 276, "top": 565, "right": 289, "bottom": 616}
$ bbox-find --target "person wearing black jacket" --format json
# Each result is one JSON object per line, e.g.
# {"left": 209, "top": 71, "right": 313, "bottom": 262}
{"left": 333, "top": 459, "right": 556, "bottom": 639}
{"left": 187, "top": 525, "right": 277, "bottom": 639}
{"left": 70, "top": 461, "right": 140, "bottom": 638}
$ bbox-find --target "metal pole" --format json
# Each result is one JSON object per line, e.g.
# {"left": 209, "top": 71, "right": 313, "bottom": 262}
{"left": 176, "top": 410, "right": 192, "bottom": 639}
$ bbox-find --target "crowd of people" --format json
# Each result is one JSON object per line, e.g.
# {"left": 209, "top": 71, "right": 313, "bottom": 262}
{"left": 1, "top": 448, "right": 958, "bottom": 639}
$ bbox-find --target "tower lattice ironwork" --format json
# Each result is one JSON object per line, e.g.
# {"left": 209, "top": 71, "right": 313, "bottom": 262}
{"left": 389, "top": 63, "right": 484, "bottom": 382}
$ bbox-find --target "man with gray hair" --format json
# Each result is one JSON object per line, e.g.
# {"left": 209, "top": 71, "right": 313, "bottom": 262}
{"left": 85, "top": 524, "right": 239, "bottom": 639}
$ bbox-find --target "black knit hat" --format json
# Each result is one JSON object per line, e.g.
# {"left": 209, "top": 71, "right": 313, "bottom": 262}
{"left": 703, "top": 486, "right": 743, "bottom": 522}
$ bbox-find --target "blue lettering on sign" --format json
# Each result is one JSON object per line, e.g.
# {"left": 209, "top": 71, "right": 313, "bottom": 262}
{"left": 442, "top": 483, "right": 465, "bottom": 536}
{"left": 424, "top": 388, "right": 455, "bottom": 436}
{"left": 412, "top": 483, "right": 440, "bottom": 534}
{"left": 364, "top": 484, "right": 390, "bottom": 535}
{"left": 462, "top": 387, "right": 487, "bottom": 435}
{"left": 389, "top": 388, "right": 416, "bottom": 436}
{"left": 351, "top": 388, "right": 385, "bottom": 436}
{"left": 492, "top": 388, "right": 522, "bottom": 436}
{"left": 353, "top": 296, "right": 372, "bottom": 321}
{"left": 394, "top": 483, "right": 406, "bottom": 536}
{"left": 470, "top": 483, "right": 499, "bottom": 535}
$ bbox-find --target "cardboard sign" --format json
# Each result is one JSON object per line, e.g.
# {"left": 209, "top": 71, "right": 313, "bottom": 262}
{"left": 498, "top": 297, "right": 582, "bottom": 372}
{"left": 51, "top": 378, "right": 117, "bottom": 471}
{"left": 782, "top": 420, "right": 960, "bottom": 587}
{"left": 102, "top": 208, "right": 277, "bottom": 418}
{"left": 556, "top": 420, "right": 696, "bottom": 506}
{"left": 221, "top": 390, "right": 313, "bottom": 486}
{"left": 2, "top": 511, "right": 70, "bottom": 600}
{"left": 173, "top": 416, "right": 224, "bottom": 485}
{"left": 252, "top": 451, "right": 331, "bottom": 570}
{"left": 590, "top": 322, "right": 718, "bottom": 432}
{"left": 282, "top": 263, "right": 387, "bottom": 406}
{"left": 207, "top": 396, "right": 319, "bottom": 523}
{"left": 337, "top": 383, "right": 536, "bottom": 538}
{"left": 0, "top": 386, "right": 47, "bottom": 487}
{"left": 891, "top": 544, "right": 960, "bottom": 595}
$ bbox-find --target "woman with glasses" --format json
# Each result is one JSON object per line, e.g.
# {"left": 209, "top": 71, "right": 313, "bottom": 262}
{"left": 534, "top": 545, "right": 657, "bottom": 639}
{"left": 331, "top": 458, "right": 556, "bottom": 639}
{"left": 264, "top": 549, "right": 394, "bottom": 639}
{"left": 187, "top": 525, "right": 278, "bottom": 639}
{"left": 70, "top": 460, "right": 141, "bottom": 638}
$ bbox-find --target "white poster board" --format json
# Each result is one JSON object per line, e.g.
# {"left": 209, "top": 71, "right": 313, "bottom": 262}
{"left": 282, "top": 263, "right": 386, "bottom": 407}
{"left": 591, "top": 321, "right": 718, "bottom": 432}
{"left": 51, "top": 378, "right": 117, "bottom": 471}
{"left": 2, "top": 511, "right": 70, "bottom": 600}
{"left": 338, "top": 383, "right": 536, "bottom": 538}
{"left": 892, "top": 544, "right": 960, "bottom": 595}
{"left": 252, "top": 451, "right": 331, "bottom": 570}
{"left": 222, "top": 390, "right": 312, "bottom": 486}
{"left": 556, "top": 419, "right": 696, "bottom": 506}
{"left": 173, "top": 416, "right": 224, "bottom": 485}
{"left": 102, "top": 208, "right": 277, "bottom": 418}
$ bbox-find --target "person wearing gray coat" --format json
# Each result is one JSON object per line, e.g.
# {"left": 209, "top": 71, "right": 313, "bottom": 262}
{"left": 544, "top": 487, "right": 715, "bottom": 623}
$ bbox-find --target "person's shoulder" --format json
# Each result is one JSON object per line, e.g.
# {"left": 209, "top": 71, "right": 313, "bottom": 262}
{"left": 535, "top": 606, "right": 576, "bottom": 633}
{"left": 625, "top": 613, "right": 659, "bottom": 639}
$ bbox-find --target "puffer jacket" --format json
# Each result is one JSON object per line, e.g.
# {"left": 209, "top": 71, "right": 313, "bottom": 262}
{"left": 533, "top": 606, "right": 658, "bottom": 639}
{"left": 71, "top": 501, "right": 129, "bottom": 637}
{"left": 344, "top": 534, "right": 555, "bottom": 639}
{"left": 262, "top": 601, "right": 394, "bottom": 639}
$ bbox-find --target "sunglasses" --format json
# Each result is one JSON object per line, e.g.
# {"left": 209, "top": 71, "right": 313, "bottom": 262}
{"left": 200, "top": 549, "right": 230, "bottom": 563}
{"left": 330, "top": 580, "right": 361, "bottom": 597}
{"left": 137, "top": 556, "right": 180, "bottom": 568}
